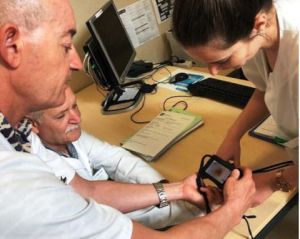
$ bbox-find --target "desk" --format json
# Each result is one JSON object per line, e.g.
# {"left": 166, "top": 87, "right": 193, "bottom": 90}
{"left": 76, "top": 67, "right": 297, "bottom": 238}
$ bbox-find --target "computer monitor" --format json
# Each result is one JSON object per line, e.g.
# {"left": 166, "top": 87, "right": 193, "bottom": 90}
{"left": 84, "top": 0, "right": 143, "bottom": 114}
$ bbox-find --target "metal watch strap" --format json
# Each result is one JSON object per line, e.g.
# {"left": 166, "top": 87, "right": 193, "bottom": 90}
{"left": 153, "top": 182, "right": 169, "bottom": 208}
{"left": 275, "top": 170, "right": 292, "bottom": 192}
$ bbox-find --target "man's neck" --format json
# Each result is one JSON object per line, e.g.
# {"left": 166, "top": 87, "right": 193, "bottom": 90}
{"left": 1, "top": 109, "right": 27, "bottom": 128}
{"left": 43, "top": 142, "right": 69, "bottom": 156}
{"left": 0, "top": 83, "right": 28, "bottom": 127}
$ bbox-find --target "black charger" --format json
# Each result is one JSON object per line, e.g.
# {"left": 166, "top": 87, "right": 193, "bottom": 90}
{"left": 127, "top": 60, "right": 153, "bottom": 77}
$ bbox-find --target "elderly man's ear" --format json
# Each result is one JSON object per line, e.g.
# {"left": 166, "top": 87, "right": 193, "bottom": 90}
{"left": 0, "top": 24, "right": 23, "bottom": 68}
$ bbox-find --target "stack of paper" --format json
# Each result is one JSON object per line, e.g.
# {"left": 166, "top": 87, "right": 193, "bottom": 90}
{"left": 122, "top": 109, "right": 204, "bottom": 161}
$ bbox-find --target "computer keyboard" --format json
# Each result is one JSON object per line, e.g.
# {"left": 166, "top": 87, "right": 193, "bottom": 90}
{"left": 187, "top": 77, "right": 255, "bottom": 108}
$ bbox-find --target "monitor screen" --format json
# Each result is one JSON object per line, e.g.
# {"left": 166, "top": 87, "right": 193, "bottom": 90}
{"left": 86, "top": 0, "right": 136, "bottom": 87}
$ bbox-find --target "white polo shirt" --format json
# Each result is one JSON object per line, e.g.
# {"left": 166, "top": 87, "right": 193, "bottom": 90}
{"left": 242, "top": 0, "right": 299, "bottom": 162}
{"left": 30, "top": 131, "right": 203, "bottom": 229}
{"left": 0, "top": 134, "right": 133, "bottom": 238}
{"left": 243, "top": 0, "right": 299, "bottom": 140}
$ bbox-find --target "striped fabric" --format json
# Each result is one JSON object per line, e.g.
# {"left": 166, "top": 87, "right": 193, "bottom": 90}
{"left": 0, "top": 112, "right": 31, "bottom": 153}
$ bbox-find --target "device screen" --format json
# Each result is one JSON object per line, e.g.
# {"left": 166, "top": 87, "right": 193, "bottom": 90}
{"left": 92, "top": 4, "right": 133, "bottom": 78}
{"left": 205, "top": 160, "right": 232, "bottom": 184}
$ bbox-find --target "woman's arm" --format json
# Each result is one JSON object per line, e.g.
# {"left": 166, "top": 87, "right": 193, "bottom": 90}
{"left": 252, "top": 165, "right": 298, "bottom": 206}
{"left": 217, "top": 89, "right": 270, "bottom": 166}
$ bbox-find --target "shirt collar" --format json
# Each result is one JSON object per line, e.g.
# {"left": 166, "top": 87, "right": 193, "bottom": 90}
{"left": 44, "top": 143, "right": 79, "bottom": 159}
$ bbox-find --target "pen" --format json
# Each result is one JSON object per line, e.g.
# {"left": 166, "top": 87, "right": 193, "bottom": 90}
{"left": 274, "top": 136, "right": 287, "bottom": 144}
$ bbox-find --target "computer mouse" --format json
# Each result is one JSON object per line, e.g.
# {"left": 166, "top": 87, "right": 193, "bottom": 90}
{"left": 172, "top": 72, "right": 189, "bottom": 83}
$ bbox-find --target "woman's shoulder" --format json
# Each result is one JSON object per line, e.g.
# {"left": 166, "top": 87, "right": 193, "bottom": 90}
{"left": 275, "top": 0, "right": 299, "bottom": 32}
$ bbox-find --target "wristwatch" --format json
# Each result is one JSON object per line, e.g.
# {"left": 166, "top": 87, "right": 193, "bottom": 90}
{"left": 153, "top": 182, "right": 169, "bottom": 208}
{"left": 275, "top": 170, "right": 292, "bottom": 192}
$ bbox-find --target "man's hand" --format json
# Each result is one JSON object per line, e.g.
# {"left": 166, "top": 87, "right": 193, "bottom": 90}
{"left": 181, "top": 174, "right": 223, "bottom": 209}
{"left": 223, "top": 168, "right": 256, "bottom": 223}
{"left": 200, "top": 186, "right": 223, "bottom": 210}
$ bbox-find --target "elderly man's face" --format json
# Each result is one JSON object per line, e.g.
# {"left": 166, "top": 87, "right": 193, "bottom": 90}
{"left": 35, "top": 87, "right": 82, "bottom": 147}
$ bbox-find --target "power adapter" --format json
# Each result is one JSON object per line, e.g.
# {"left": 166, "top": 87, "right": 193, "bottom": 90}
{"left": 173, "top": 60, "right": 193, "bottom": 69}
{"left": 127, "top": 60, "right": 153, "bottom": 77}
{"left": 140, "top": 83, "right": 157, "bottom": 93}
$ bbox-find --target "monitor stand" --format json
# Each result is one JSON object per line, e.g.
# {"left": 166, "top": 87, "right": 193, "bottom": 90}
{"left": 101, "top": 85, "right": 143, "bottom": 114}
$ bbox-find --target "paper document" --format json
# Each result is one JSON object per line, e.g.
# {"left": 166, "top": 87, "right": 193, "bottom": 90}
{"left": 122, "top": 109, "right": 203, "bottom": 161}
{"left": 119, "top": 0, "right": 159, "bottom": 48}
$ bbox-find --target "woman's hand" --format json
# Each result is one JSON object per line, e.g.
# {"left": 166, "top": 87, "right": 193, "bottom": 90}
{"left": 216, "top": 135, "right": 241, "bottom": 167}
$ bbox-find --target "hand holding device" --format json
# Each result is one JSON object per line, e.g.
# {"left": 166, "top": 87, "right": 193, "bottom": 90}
{"left": 196, "top": 154, "right": 240, "bottom": 213}
{"left": 198, "top": 154, "right": 242, "bottom": 189}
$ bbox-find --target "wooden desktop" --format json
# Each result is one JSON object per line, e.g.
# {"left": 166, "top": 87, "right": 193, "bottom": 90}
{"left": 75, "top": 66, "right": 297, "bottom": 239}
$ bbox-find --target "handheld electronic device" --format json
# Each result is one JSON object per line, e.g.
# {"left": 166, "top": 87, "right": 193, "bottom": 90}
{"left": 199, "top": 154, "right": 241, "bottom": 189}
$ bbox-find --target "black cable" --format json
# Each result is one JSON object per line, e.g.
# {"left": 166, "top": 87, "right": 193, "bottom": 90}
{"left": 128, "top": 64, "right": 171, "bottom": 87}
{"left": 151, "top": 65, "right": 173, "bottom": 84}
{"left": 153, "top": 63, "right": 169, "bottom": 69}
{"left": 242, "top": 215, "right": 256, "bottom": 239}
{"left": 170, "top": 100, "right": 188, "bottom": 111}
{"left": 126, "top": 63, "right": 168, "bottom": 85}
{"left": 130, "top": 94, "right": 151, "bottom": 124}
{"left": 129, "top": 63, "right": 173, "bottom": 86}
{"left": 127, "top": 66, "right": 171, "bottom": 124}
{"left": 196, "top": 155, "right": 211, "bottom": 214}
{"left": 253, "top": 161, "right": 294, "bottom": 174}
{"left": 163, "top": 95, "right": 193, "bottom": 111}
{"left": 130, "top": 85, "right": 193, "bottom": 124}
{"left": 171, "top": 55, "right": 181, "bottom": 63}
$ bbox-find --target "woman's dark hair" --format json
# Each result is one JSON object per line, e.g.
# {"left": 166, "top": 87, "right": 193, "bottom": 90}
{"left": 172, "top": 0, "right": 273, "bottom": 48}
